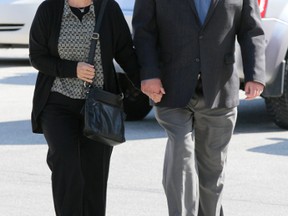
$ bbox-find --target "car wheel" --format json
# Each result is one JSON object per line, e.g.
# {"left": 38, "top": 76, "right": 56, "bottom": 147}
{"left": 117, "top": 73, "right": 152, "bottom": 121}
{"left": 265, "top": 53, "right": 288, "bottom": 129}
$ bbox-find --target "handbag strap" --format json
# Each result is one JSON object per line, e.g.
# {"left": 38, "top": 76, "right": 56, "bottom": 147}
{"left": 87, "top": 0, "right": 123, "bottom": 97}
{"left": 88, "top": 0, "right": 109, "bottom": 64}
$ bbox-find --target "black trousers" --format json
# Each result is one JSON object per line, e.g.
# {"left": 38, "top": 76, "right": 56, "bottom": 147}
{"left": 40, "top": 92, "right": 113, "bottom": 216}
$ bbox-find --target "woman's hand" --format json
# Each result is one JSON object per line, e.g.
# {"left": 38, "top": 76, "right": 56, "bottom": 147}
{"left": 141, "top": 78, "right": 166, "bottom": 103}
{"left": 76, "top": 62, "right": 95, "bottom": 83}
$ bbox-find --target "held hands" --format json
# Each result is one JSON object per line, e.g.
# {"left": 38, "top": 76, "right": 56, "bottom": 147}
{"left": 244, "top": 81, "right": 265, "bottom": 100}
{"left": 77, "top": 62, "right": 95, "bottom": 83}
{"left": 141, "top": 78, "right": 166, "bottom": 103}
{"left": 141, "top": 79, "right": 264, "bottom": 102}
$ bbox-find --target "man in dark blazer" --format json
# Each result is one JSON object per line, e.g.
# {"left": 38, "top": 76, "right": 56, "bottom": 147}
{"left": 133, "top": 0, "right": 265, "bottom": 215}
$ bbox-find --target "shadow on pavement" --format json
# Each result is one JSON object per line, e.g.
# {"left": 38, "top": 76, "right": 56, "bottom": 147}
{"left": 125, "top": 113, "right": 166, "bottom": 140}
{"left": 248, "top": 138, "right": 288, "bottom": 156}
{"left": 0, "top": 72, "right": 36, "bottom": 85}
{"left": 0, "top": 115, "right": 166, "bottom": 145}
{"left": 234, "top": 97, "right": 284, "bottom": 133}
{"left": 0, "top": 120, "right": 45, "bottom": 145}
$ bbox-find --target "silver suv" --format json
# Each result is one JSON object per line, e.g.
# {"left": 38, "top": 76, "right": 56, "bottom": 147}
{"left": 119, "top": 0, "right": 288, "bottom": 129}
{"left": 236, "top": 0, "right": 288, "bottom": 128}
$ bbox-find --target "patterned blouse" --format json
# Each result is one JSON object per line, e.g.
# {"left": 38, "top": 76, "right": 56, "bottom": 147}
{"left": 51, "top": 0, "right": 104, "bottom": 99}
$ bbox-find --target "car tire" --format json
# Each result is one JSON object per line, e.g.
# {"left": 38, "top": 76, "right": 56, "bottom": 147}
{"left": 265, "top": 53, "right": 288, "bottom": 129}
{"left": 117, "top": 73, "right": 152, "bottom": 121}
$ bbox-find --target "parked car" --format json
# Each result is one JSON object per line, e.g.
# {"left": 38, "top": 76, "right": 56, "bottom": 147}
{"left": 236, "top": 0, "right": 288, "bottom": 129}
{"left": 1, "top": 0, "right": 288, "bottom": 128}
{"left": 0, "top": 0, "right": 43, "bottom": 48}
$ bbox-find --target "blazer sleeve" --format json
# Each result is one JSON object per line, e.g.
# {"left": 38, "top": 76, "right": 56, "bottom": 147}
{"left": 132, "top": 0, "right": 161, "bottom": 81}
{"left": 29, "top": 1, "right": 78, "bottom": 78}
{"left": 237, "top": 0, "right": 266, "bottom": 85}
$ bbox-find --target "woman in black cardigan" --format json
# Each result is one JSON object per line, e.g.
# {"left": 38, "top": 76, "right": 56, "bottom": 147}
{"left": 29, "top": 0, "right": 139, "bottom": 215}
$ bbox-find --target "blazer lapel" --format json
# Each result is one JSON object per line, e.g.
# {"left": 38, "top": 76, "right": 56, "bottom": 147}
{"left": 187, "top": 0, "right": 200, "bottom": 22}
{"left": 202, "top": 0, "right": 221, "bottom": 27}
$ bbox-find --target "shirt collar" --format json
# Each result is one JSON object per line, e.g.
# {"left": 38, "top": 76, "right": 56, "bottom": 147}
{"left": 63, "top": 0, "right": 95, "bottom": 18}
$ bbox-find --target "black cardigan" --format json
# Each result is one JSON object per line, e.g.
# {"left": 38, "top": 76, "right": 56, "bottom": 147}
{"left": 29, "top": 0, "right": 140, "bottom": 133}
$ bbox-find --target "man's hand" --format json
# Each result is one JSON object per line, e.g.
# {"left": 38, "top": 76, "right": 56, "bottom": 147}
{"left": 141, "top": 78, "right": 166, "bottom": 103}
{"left": 244, "top": 81, "right": 265, "bottom": 100}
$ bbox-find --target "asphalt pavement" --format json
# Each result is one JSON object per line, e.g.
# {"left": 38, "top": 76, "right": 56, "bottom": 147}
{"left": 0, "top": 49, "right": 288, "bottom": 216}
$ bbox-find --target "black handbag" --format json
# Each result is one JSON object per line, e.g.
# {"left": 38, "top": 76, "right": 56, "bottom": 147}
{"left": 82, "top": 0, "right": 126, "bottom": 146}
{"left": 83, "top": 87, "right": 126, "bottom": 146}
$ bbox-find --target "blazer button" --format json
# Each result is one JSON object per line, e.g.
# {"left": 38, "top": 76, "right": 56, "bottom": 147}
{"left": 199, "top": 35, "right": 204, "bottom": 40}
{"left": 195, "top": 58, "right": 200, "bottom": 62}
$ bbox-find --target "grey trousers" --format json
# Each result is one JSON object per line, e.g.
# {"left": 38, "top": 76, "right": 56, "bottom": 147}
{"left": 155, "top": 93, "right": 237, "bottom": 216}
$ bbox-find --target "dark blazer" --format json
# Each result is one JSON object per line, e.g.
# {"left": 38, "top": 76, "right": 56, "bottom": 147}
{"left": 30, "top": 0, "right": 139, "bottom": 133}
{"left": 133, "top": 0, "right": 266, "bottom": 108}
